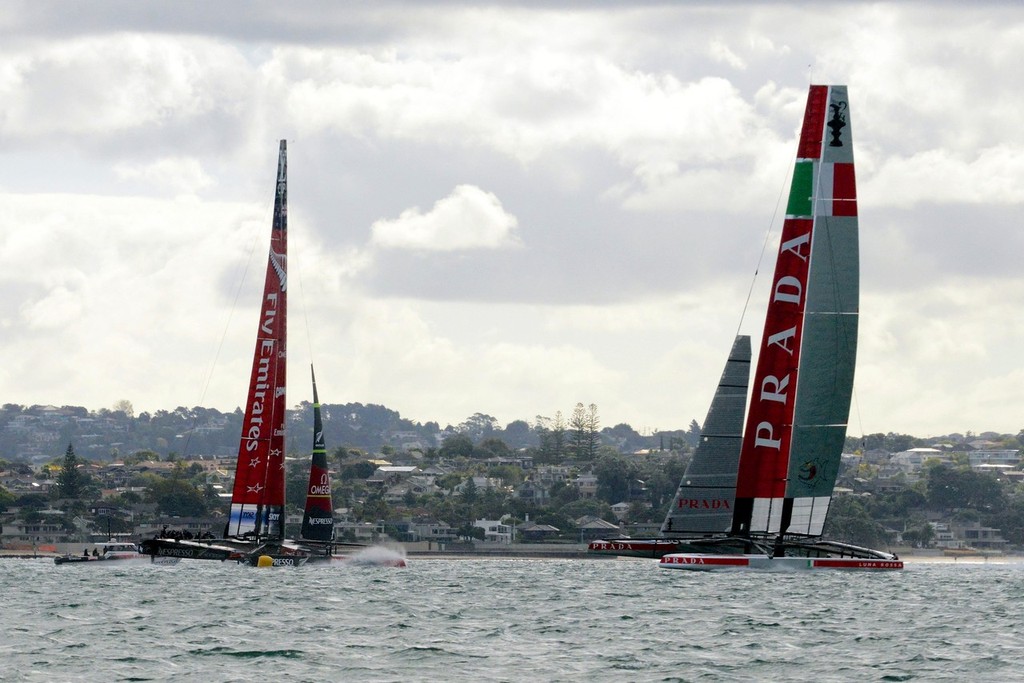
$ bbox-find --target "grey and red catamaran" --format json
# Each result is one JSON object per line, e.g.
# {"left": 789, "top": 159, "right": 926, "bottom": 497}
{"left": 590, "top": 86, "right": 902, "bottom": 571}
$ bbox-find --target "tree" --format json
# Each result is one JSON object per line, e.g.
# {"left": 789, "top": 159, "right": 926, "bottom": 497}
{"left": 501, "top": 420, "right": 535, "bottom": 448}
{"left": 459, "top": 413, "right": 498, "bottom": 441}
{"left": 926, "top": 463, "right": 1005, "bottom": 512}
{"left": 594, "top": 453, "right": 638, "bottom": 503}
{"left": 0, "top": 486, "right": 14, "bottom": 513}
{"left": 584, "top": 404, "right": 600, "bottom": 460}
{"left": 685, "top": 420, "right": 702, "bottom": 447}
{"left": 476, "top": 437, "right": 512, "bottom": 460}
{"left": 536, "top": 412, "right": 566, "bottom": 463}
{"left": 147, "top": 477, "right": 208, "bottom": 517}
{"left": 113, "top": 400, "right": 134, "bottom": 420}
{"left": 460, "top": 476, "right": 479, "bottom": 504}
{"left": 439, "top": 433, "right": 474, "bottom": 459}
{"left": 55, "top": 443, "right": 87, "bottom": 500}
{"left": 569, "top": 403, "right": 587, "bottom": 460}
{"left": 822, "top": 496, "right": 889, "bottom": 549}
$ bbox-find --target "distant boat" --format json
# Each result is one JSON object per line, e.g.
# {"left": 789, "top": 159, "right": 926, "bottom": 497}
{"left": 138, "top": 141, "right": 403, "bottom": 568}
{"left": 591, "top": 85, "right": 902, "bottom": 571}
{"left": 55, "top": 541, "right": 178, "bottom": 566}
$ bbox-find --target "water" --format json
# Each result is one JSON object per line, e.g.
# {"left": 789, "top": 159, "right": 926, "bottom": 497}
{"left": 2, "top": 557, "right": 1022, "bottom": 682}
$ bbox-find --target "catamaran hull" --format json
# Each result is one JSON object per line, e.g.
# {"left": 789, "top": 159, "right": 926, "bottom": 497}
{"left": 659, "top": 553, "right": 903, "bottom": 571}
{"left": 587, "top": 539, "right": 684, "bottom": 558}
{"left": 138, "top": 538, "right": 244, "bottom": 561}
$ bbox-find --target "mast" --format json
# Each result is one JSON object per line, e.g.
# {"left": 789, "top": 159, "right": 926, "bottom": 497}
{"left": 661, "top": 335, "right": 750, "bottom": 536}
{"left": 301, "top": 365, "right": 335, "bottom": 542}
{"left": 732, "top": 86, "right": 858, "bottom": 538}
{"left": 226, "top": 140, "right": 289, "bottom": 542}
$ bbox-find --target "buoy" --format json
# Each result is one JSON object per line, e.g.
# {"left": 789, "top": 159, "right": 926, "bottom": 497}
{"left": 257, "top": 555, "right": 274, "bottom": 567}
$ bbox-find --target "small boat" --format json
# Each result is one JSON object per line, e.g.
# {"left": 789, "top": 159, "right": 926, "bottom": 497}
{"left": 592, "top": 85, "right": 902, "bottom": 572}
{"left": 55, "top": 542, "right": 179, "bottom": 565}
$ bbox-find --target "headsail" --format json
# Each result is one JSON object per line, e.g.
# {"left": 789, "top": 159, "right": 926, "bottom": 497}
{"left": 732, "top": 85, "right": 858, "bottom": 538}
{"left": 301, "top": 365, "right": 335, "bottom": 542}
{"left": 226, "top": 139, "right": 289, "bottom": 542}
{"left": 662, "top": 335, "right": 750, "bottom": 536}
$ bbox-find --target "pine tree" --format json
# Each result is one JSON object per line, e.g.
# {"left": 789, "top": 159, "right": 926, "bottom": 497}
{"left": 56, "top": 443, "right": 85, "bottom": 499}
{"left": 584, "top": 403, "right": 600, "bottom": 460}
{"left": 569, "top": 403, "right": 587, "bottom": 460}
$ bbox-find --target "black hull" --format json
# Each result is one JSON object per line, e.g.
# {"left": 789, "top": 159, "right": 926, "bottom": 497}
{"left": 138, "top": 538, "right": 243, "bottom": 561}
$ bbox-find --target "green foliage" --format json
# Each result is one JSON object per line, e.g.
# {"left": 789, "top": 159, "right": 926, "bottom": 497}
{"left": 123, "top": 450, "right": 160, "bottom": 465}
{"left": 145, "top": 472, "right": 210, "bottom": 517}
{"left": 338, "top": 461, "right": 376, "bottom": 481}
{"left": 822, "top": 496, "right": 889, "bottom": 548}
{"left": 989, "top": 496, "right": 1024, "bottom": 545}
{"left": 901, "top": 519, "right": 936, "bottom": 548}
{"left": 534, "top": 412, "right": 566, "bottom": 463}
{"left": 594, "top": 453, "right": 639, "bottom": 503}
{"left": 460, "top": 476, "right": 479, "bottom": 504}
{"left": 0, "top": 486, "right": 15, "bottom": 512}
{"left": 558, "top": 498, "right": 614, "bottom": 523}
{"left": 439, "top": 433, "right": 474, "bottom": 459}
{"left": 925, "top": 463, "right": 1005, "bottom": 512}
{"left": 476, "top": 437, "right": 512, "bottom": 460}
{"left": 55, "top": 443, "right": 88, "bottom": 500}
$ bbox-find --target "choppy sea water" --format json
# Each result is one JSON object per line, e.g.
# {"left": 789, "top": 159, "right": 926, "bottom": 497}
{"left": 2, "top": 556, "right": 1023, "bottom": 682}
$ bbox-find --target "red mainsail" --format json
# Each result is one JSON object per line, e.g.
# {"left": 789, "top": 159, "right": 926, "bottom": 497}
{"left": 226, "top": 140, "right": 289, "bottom": 541}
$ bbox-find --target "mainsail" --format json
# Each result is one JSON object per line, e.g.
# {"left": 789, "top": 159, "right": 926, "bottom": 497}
{"left": 301, "top": 365, "right": 335, "bottom": 542}
{"left": 226, "top": 139, "right": 289, "bottom": 542}
{"left": 731, "top": 85, "right": 858, "bottom": 539}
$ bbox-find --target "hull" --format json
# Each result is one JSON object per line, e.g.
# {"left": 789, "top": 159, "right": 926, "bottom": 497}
{"left": 588, "top": 539, "right": 684, "bottom": 558}
{"left": 588, "top": 535, "right": 764, "bottom": 559}
{"left": 660, "top": 553, "right": 903, "bottom": 571}
{"left": 139, "top": 537, "right": 249, "bottom": 562}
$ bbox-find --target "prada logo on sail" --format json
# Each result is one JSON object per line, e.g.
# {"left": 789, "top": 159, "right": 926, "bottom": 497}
{"left": 750, "top": 227, "right": 811, "bottom": 452}
{"left": 677, "top": 498, "right": 731, "bottom": 510}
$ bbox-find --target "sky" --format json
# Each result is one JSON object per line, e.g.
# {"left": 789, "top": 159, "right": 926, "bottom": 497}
{"left": 1, "top": 1, "right": 1023, "bottom": 439}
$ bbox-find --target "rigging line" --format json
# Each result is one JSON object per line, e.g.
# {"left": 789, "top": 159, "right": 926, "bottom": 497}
{"left": 736, "top": 156, "right": 793, "bottom": 336}
{"left": 294, "top": 229, "right": 316, "bottom": 376}
{"left": 180, "top": 162, "right": 274, "bottom": 458}
{"left": 282, "top": 140, "right": 317, "bottom": 383}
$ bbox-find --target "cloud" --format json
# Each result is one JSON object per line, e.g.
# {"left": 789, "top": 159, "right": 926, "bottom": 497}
{"left": 114, "top": 157, "right": 215, "bottom": 195}
{"left": 370, "top": 184, "right": 521, "bottom": 251}
{"left": 865, "top": 146, "right": 1024, "bottom": 207}
{"left": 2, "top": 2, "right": 1024, "bottom": 438}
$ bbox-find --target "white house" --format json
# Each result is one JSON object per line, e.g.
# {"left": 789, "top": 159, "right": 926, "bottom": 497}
{"left": 473, "top": 518, "right": 512, "bottom": 543}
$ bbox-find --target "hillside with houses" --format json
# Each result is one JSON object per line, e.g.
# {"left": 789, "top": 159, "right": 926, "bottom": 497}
{"left": 1, "top": 402, "right": 1022, "bottom": 556}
